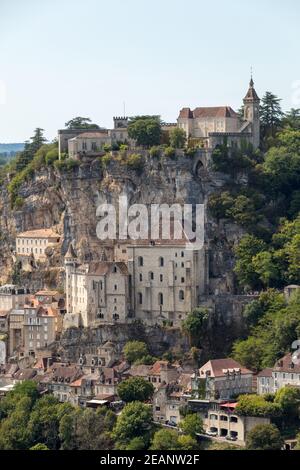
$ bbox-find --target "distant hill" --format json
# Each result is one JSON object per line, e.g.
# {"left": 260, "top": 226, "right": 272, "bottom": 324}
{"left": 0, "top": 143, "right": 24, "bottom": 153}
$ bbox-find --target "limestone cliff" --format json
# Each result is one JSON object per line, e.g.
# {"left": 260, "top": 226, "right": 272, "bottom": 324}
{"left": 0, "top": 152, "right": 251, "bottom": 358}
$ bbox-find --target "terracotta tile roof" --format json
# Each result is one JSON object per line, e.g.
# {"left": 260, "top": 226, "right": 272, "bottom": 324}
{"left": 17, "top": 229, "right": 60, "bottom": 239}
{"left": 14, "top": 368, "right": 37, "bottom": 380}
{"left": 35, "top": 290, "right": 60, "bottom": 297}
{"left": 178, "top": 107, "right": 193, "bottom": 119}
{"left": 199, "top": 358, "right": 253, "bottom": 378}
{"left": 149, "top": 361, "right": 173, "bottom": 376}
{"left": 274, "top": 353, "right": 300, "bottom": 373}
{"left": 73, "top": 131, "right": 109, "bottom": 139}
{"left": 257, "top": 368, "right": 273, "bottom": 378}
{"left": 126, "top": 364, "right": 152, "bottom": 377}
{"left": 87, "top": 261, "right": 128, "bottom": 276}
{"left": 179, "top": 106, "right": 237, "bottom": 119}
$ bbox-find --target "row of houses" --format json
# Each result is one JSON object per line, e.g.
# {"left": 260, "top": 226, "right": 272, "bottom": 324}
{"left": 1, "top": 349, "right": 299, "bottom": 445}
{"left": 0, "top": 285, "right": 65, "bottom": 362}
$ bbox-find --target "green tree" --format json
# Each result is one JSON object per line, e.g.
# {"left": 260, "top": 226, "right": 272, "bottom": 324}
{"left": 234, "top": 235, "right": 266, "bottom": 290}
{"left": 65, "top": 117, "right": 99, "bottom": 129}
{"left": 182, "top": 308, "right": 209, "bottom": 347}
{"left": 236, "top": 395, "right": 282, "bottom": 418}
{"left": 112, "top": 401, "right": 152, "bottom": 446}
{"left": 260, "top": 92, "right": 283, "bottom": 143}
{"left": 282, "top": 108, "right": 300, "bottom": 130}
{"left": 123, "top": 341, "right": 149, "bottom": 364}
{"left": 169, "top": 127, "right": 186, "bottom": 149}
{"left": 30, "top": 443, "right": 49, "bottom": 450}
{"left": 180, "top": 413, "right": 203, "bottom": 437}
{"left": 117, "top": 377, "right": 154, "bottom": 403}
{"left": 178, "top": 434, "right": 199, "bottom": 450}
{"left": 59, "top": 407, "right": 114, "bottom": 450}
{"left": 246, "top": 423, "right": 283, "bottom": 450}
{"left": 232, "top": 336, "right": 265, "bottom": 372}
{"left": 128, "top": 116, "right": 162, "bottom": 147}
{"left": 150, "top": 429, "right": 180, "bottom": 450}
{"left": 274, "top": 386, "right": 300, "bottom": 419}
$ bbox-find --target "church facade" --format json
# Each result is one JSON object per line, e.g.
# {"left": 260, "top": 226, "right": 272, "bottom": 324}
{"left": 177, "top": 78, "right": 260, "bottom": 150}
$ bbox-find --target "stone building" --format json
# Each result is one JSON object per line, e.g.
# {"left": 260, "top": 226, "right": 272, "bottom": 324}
{"left": 23, "top": 304, "right": 59, "bottom": 357}
{"left": 189, "top": 399, "right": 270, "bottom": 446}
{"left": 198, "top": 358, "right": 253, "bottom": 400}
{"left": 9, "top": 308, "right": 24, "bottom": 356}
{"left": 257, "top": 353, "right": 300, "bottom": 395}
{"left": 68, "top": 130, "right": 111, "bottom": 158}
{"left": 58, "top": 117, "right": 130, "bottom": 159}
{"left": 0, "top": 284, "right": 29, "bottom": 312}
{"left": 64, "top": 243, "right": 131, "bottom": 328}
{"left": 16, "top": 228, "right": 60, "bottom": 263}
{"left": 153, "top": 373, "right": 193, "bottom": 425}
{"left": 127, "top": 239, "right": 206, "bottom": 327}
{"left": 177, "top": 77, "right": 260, "bottom": 149}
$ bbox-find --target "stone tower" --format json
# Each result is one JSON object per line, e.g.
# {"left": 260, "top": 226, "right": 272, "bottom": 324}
{"left": 243, "top": 76, "right": 260, "bottom": 149}
{"left": 64, "top": 242, "right": 77, "bottom": 315}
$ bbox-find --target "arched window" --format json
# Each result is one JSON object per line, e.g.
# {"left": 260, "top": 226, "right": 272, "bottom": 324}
{"left": 139, "top": 273, "right": 143, "bottom": 282}
{"left": 149, "top": 271, "right": 154, "bottom": 280}
{"left": 138, "top": 292, "right": 143, "bottom": 304}
{"left": 159, "top": 257, "right": 164, "bottom": 267}
{"left": 138, "top": 256, "right": 143, "bottom": 267}
{"left": 179, "top": 290, "right": 184, "bottom": 300}
{"left": 158, "top": 293, "right": 163, "bottom": 305}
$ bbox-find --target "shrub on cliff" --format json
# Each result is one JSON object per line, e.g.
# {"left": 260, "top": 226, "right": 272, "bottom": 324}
{"left": 126, "top": 153, "right": 145, "bottom": 173}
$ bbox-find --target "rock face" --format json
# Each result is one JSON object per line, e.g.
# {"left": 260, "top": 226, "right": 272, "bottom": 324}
{"left": 0, "top": 152, "right": 251, "bottom": 358}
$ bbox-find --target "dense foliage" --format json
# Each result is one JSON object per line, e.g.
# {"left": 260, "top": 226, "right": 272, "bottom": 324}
{"left": 246, "top": 423, "right": 284, "bottom": 450}
{"left": 232, "top": 290, "right": 300, "bottom": 371}
{"left": 117, "top": 377, "right": 154, "bottom": 403}
{"left": 0, "top": 381, "right": 116, "bottom": 450}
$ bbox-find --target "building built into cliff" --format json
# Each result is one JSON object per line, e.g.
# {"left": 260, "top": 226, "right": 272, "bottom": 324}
{"left": 16, "top": 228, "right": 60, "bottom": 265}
{"left": 177, "top": 77, "right": 260, "bottom": 150}
{"left": 64, "top": 235, "right": 207, "bottom": 329}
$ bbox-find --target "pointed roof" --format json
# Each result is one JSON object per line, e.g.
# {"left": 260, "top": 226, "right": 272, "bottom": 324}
{"left": 64, "top": 242, "right": 77, "bottom": 259}
{"left": 244, "top": 77, "right": 260, "bottom": 102}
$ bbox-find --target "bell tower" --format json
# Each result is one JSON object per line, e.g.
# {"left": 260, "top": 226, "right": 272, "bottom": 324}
{"left": 243, "top": 75, "right": 260, "bottom": 149}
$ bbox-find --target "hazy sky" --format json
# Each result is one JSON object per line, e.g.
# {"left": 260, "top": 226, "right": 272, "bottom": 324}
{"left": 0, "top": 0, "right": 299, "bottom": 142}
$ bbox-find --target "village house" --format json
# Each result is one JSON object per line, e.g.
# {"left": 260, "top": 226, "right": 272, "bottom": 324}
{"left": 94, "top": 367, "right": 122, "bottom": 399}
{"left": 198, "top": 358, "right": 254, "bottom": 400}
{"left": 8, "top": 291, "right": 64, "bottom": 358}
{"left": 16, "top": 228, "right": 60, "bottom": 264}
{"left": 0, "top": 284, "right": 29, "bottom": 312}
{"left": 177, "top": 78, "right": 260, "bottom": 150}
{"left": 189, "top": 399, "right": 270, "bottom": 446}
{"left": 77, "top": 342, "right": 117, "bottom": 373}
{"left": 147, "top": 361, "right": 180, "bottom": 389}
{"left": 153, "top": 373, "right": 193, "bottom": 425}
{"left": 257, "top": 353, "right": 300, "bottom": 395}
{"left": 47, "top": 363, "right": 84, "bottom": 402}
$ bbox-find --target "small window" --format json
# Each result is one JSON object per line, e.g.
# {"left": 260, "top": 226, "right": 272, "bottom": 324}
{"left": 179, "top": 290, "right": 184, "bottom": 300}
{"left": 138, "top": 292, "right": 143, "bottom": 304}
{"left": 149, "top": 271, "right": 154, "bottom": 280}
{"left": 139, "top": 273, "right": 143, "bottom": 282}
{"left": 159, "top": 257, "right": 164, "bottom": 267}
{"left": 181, "top": 251, "right": 184, "bottom": 257}
{"left": 138, "top": 256, "right": 143, "bottom": 267}
{"left": 114, "top": 285, "right": 117, "bottom": 291}
{"left": 160, "top": 274, "right": 163, "bottom": 282}
{"left": 158, "top": 293, "right": 163, "bottom": 305}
